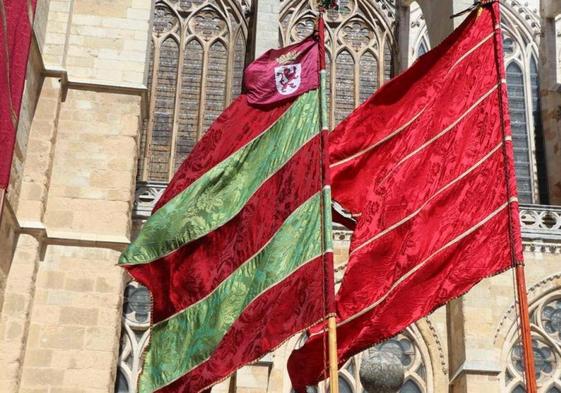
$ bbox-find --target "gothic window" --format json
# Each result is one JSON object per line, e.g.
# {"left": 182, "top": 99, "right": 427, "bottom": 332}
{"left": 409, "top": 2, "right": 429, "bottom": 63}
{"left": 501, "top": 4, "right": 544, "bottom": 204}
{"left": 115, "top": 282, "right": 151, "bottom": 393}
{"left": 138, "top": 0, "right": 250, "bottom": 183}
{"left": 407, "top": 3, "right": 544, "bottom": 203}
{"left": 506, "top": 61, "right": 533, "bottom": 203}
{"left": 280, "top": 0, "right": 396, "bottom": 127}
{"left": 293, "top": 327, "right": 432, "bottom": 393}
{"left": 416, "top": 38, "right": 428, "bottom": 58}
{"left": 503, "top": 293, "right": 561, "bottom": 392}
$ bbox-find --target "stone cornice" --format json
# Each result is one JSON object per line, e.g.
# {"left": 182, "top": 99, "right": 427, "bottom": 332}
{"left": 17, "top": 221, "right": 129, "bottom": 253}
{"left": 41, "top": 67, "right": 149, "bottom": 120}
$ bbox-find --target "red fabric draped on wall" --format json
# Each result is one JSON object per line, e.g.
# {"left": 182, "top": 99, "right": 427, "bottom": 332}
{"left": 0, "top": 0, "right": 37, "bottom": 189}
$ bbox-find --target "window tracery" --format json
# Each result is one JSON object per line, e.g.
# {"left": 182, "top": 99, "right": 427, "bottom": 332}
{"left": 292, "top": 326, "right": 432, "bottom": 393}
{"left": 280, "top": 0, "right": 396, "bottom": 127}
{"left": 501, "top": 3, "right": 544, "bottom": 204}
{"left": 115, "top": 281, "right": 151, "bottom": 393}
{"left": 503, "top": 292, "right": 561, "bottom": 392}
{"left": 409, "top": 2, "right": 429, "bottom": 63}
{"left": 138, "top": 0, "right": 250, "bottom": 182}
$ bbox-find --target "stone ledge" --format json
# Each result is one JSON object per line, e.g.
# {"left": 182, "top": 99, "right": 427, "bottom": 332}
{"left": 41, "top": 67, "right": 148, "bottom": 120}
{"left": 16, "top": 222, "right": 129, "bottom": 252}
{"left": 448, "top": 360, "right": 502, "bottom": 386}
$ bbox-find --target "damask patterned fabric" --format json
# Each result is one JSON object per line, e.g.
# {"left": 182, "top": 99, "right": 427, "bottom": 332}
{"left": 288, "top": 4, "right": 524, "bottom": 390}
{"left": 120, "top": 35, "right": 333, "bottom": 393}
{"left": 0, "top": 0, "right": 37, "bottom": 188}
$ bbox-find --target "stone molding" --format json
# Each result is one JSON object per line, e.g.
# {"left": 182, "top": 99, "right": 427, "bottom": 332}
{"left": 422, "top": 316, "right": 448, "bottom": 376}
{"left": 42, "top": 67, "right": 148, "bottom": 119}
{"left": 448, "top": 360, "right": 503, "bottom": 386}
{"left": 494, "top": 273, "right": 561, "bottom": 347}
{"left": 16, "top": 221, "right": 129, "bottom": 254}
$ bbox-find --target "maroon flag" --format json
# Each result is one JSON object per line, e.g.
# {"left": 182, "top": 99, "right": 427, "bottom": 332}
{"left": 244, "top": 36, "right": 319, "bottom": 106}
{"left": 288, "top": 3, "right": 523, "bottom": 390}
{"left": 0, "top": 0, "right": 37, "bottom": 189}
{"left": 120, "top": 34, "right": 333, "bottom": 393}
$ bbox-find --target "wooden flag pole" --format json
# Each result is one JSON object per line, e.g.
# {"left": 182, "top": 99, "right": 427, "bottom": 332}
{"left": 515, "top": 265, "right": 538, "bottom": 393}
{"left": 317, "top": 12, "right": 340, "bottom": 393}
{"left": 327, "top": 316, "right": 339, "bottom": 393}
{"left": 0, "top": 188, "right": 6, "bottom": 225}
{"left": 228, "top": 371, "right": 237, "bottom": 393}
{"left": 486, "top": 3, "right": 538, "bottom": 392}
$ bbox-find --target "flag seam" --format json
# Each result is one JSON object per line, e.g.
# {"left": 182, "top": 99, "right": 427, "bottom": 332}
{"left": 120, "top": 92, "right": 321, "bottom": 266}
{"left": 446, "top": 31, "right": 495, "bottom": 74}
{"left": 152, "top": 189, "right": 327, "bottom": 326}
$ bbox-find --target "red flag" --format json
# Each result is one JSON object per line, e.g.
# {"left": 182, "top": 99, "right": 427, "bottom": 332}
{"left": 0, "top": 0, "right": 37, "bottom": 189}
{"left": 243, "top": 35, "right": 319, "bottom": 106}
{"left": 288, "top": 3, "right": 523, "bottom": 390}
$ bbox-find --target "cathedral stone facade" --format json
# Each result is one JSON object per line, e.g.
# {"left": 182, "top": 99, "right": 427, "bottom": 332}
{"left": 0, "top": 0, "right": 560, "bottom": 392}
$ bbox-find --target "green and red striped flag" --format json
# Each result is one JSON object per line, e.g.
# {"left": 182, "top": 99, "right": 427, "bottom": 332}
{"left": 119, "top": 33, "right": 334, "bottom": 393}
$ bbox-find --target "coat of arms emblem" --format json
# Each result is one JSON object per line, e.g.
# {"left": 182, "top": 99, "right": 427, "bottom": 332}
{"left": 274, "top": 50, "right": 302, "bottom": 95}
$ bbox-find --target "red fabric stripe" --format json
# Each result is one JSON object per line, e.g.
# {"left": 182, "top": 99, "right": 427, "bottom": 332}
{"left": 0, "top": 0, "right": 38, "bottom": 188}
{"left": 153, "top": 95, "right": 295, "bottom": 212}
{"left": 127, "top": 135, "right": 321, "bottom": 323}
{"left": 157, "top": 256, "right": 326, "bottom": 393}
{"left": 289, "top": 209, "right": 512, "bottom": 391}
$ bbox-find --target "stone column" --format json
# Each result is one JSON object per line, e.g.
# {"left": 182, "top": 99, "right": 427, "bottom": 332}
{"left": 539, "top": 0, "right": 561, "bottom": 204}
{"left": 397, "top": 0, "right": 412, "bottom": 72}
{"left": 252, "top": 0, "right": 281, "bottom": 58}
{"left": 416, "top": 0, "right": 472, "bottom": 46}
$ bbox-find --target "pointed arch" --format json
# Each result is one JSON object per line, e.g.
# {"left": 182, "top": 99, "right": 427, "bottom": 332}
{"left": 288, "top": 325, "right": 433, "bottom": 393}
{"left": 409, "top": 1, "right": 430, "bottom": 63}
{"left": 335, "top": 50, "right": 356, "bottom": 125}
{"left": 147, "top": 37, "right": 179, "bottom": 181}
{"left": 500, "top": 1, "right": 542, "bottom": 203}
{"left": 137, "top": 0, "right": 250, "bottom": 183}
{"left": 175, "top": 38, "right": 204, "bottom": 172}
{"left": 203, "top": 40, "right": 228, "bottom": 131}
{"left": 500, "top": 284, "right": 561, "bottom": 392}
{"left": 280, "top": 0, "right": 396, "bottom": 127}
{"left": 359, "top": 50, "right": 378, "bottom": 103}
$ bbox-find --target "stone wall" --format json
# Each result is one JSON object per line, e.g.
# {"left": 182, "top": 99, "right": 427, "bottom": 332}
{"left": 0, "top": 0, "right": 151, "bottom": 391}
{"left": 0, "top": 0, "right": 51, "bottom": 314}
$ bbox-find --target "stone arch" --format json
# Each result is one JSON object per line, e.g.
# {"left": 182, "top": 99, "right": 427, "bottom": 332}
{"left": 409, "top": 1, "right": 430, "bottom": 63}
{"left": 138, "top": 0, "right": 251, "bottom": 182}
{"left": 497, "top": 274, "right": 561, "bottom": 392}
{"left": 280, "top": 0, "right": 396, "bottom": 127}
{"left": 285, "top": 323, "right": 435, "bottom": 393}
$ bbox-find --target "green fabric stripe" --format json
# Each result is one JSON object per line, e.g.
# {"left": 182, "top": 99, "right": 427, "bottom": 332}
{"left": 138, "top": 192, "right": 323, "bottom": 392}
{"left": 322, "top": 186, "right": 334, "bottom": 251}
{"left": 120, "top": 90, "right": 320, "bottom": 265}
